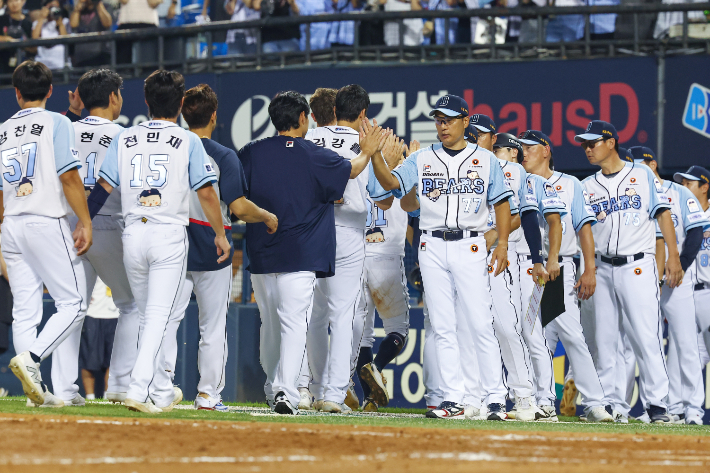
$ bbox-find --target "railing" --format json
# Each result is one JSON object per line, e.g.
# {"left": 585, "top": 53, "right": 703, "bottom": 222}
{"left": 0, "top": 2, "right": 708, "bottom": 83}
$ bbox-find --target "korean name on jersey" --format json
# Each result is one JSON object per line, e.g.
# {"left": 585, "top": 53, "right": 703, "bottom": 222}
{"left": 74, "top": 116, "right": 124, "bottom": 218}
{"left": 1, "top": 108, "right": 79, "bottom": 218}
{"left": 98, "top": 121, "right": 216, "bottom": 227}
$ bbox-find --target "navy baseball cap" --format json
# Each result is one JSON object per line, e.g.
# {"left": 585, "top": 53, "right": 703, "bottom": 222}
{"left": 429, "top": 94, "right": 469, "bottom": 118}
{"left": 628, "top": 146, "right": 656, "bottom": 163}
{"left": 493, "top": 133, "right": 523, "bottom": 152}
{"left": 574, "top": 120, "right": 618, "bottom": 142}
{"left": 470, "top": 114, "right": 496, "bottom": 133}
{"left": 674, "top": 165, "right": 710, "bottom": 186}
{"left": 518, "top": 130, "right": 553, "bottom": 152}
{"left": 465, "top": 124, "right": 479, "bottom": 143}
{"left": 618, "top": 147, "right": 634, "bottom": 163}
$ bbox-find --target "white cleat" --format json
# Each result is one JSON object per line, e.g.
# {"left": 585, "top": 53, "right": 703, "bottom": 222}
{"left": 686, "top": 414, "right": 703, "bottom": 425}
{"left": 538, "top": 405, "right": 558, "bottom": 422}
{"left": 195, "top": 394, "right": 228, "bottom": 411}
{"left": 513, "top": 397, "right": 537, "bottom": 422}
{"left": 125, "top": 398, "right": 163, "bottom": 414}
{"left": 344, "top": 384, "right": 359, "bottom": 411}
{"left": 635, "top": 412, "right": 651, "bottom": 424}
{"left": 159, "top": 386, "right": 183, "bottom": 412}
{"left": 464, "top": 405, "right": 481, "bottom": 419}
{"left": 297, "top": 388, "right": 313, "bottom": 410}
{"left": 320, "top": 401, "right": 352, "bottom": 413}
{"left": 9, "top": 352, "right": 44, "bottom": 406}
{"left": 359, "top": 363, "right": 389, "bottom": 407}
{"left": 26, "top": 391, "right": 65, "bottom": 408}
{"left": 587, "top": 406, "right": 614, "bottom": 423}
{"left": 106, "top": 392, "right": 127, "bottom": 404}
{"left": 612, "top": 409, "right": 628, "bottom": 424}
{"left": 312, "top": 399, "right": 326, "bottom": 411}
{"left": 67, "top": 394, "right": 86, "bottom": 407}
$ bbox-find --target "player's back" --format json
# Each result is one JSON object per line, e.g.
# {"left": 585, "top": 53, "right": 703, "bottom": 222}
{"left": 365, "top": 196, "right": 407, "bottom": 257}
{"left": 306, "top": 126, "right": 367, "bottom": 229}
{"left": 73, "top": 117, "right": 124, "bottom": 218}
{"left": 1, "top": 108, "right": 77, "bottom": 218}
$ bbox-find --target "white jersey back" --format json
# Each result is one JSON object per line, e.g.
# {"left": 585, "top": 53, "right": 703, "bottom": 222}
{"left": 582, "top": 162, "right": 670, "bottom": 256}
{"left": 73, "top": 117, "right": 123, "bottom": 217}
{"left": 98, "top": 120, "right": 216, "bottom": 227}
{"left": 694, "top": 207, "right": 710, "bottom": 285}
{"left": 365, "top": 196, "right": 407, "bottom": 257}
{"left": 545, "top": 172, "right": 597, "bottom": 257}
{"left": 306, "top": 126, "right": 367, "bottom": 229}
{"left": 489, "top": 159, "right": 524, "bottom": 244}
{"left": 1, "top": 108, "right": 78, "bottom": 218}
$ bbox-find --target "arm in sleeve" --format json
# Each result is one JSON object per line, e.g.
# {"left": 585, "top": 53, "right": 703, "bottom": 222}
{"left": 521, "top": 209, "right": 543, "bottom": 264}
{"left": 486, "top": 154, "right": 514, "bottom": 205}
{"left": 188, "top": 133, "right": 218, "bottom": 190}
{"left": 367, "top": 163, "right": 392, "bottom": 202}
{"left": 219, "top": 149, "right": 248, "bottom": 205}
{"left": 52, "top": 114, "right": 80, "bottom": 176}
{"left": 679, "top": 185, "right": 710, "bottom": 232}
{"left": 97, "top": 134, "right": 121, "bottom": 187}
{"left": 680, "top": 226, "right": 704, "bottom": 271}
{"left": 65, "top": 109, "right": 82, "bottom": 122}
{"left": 391, "top": 153, "right": 418, "bottom": 196}
{"left": 572, "top": 178, "right": 596, "bottom": 232}
{"left": 311, "top": 146, "right": 352, "bottom": 203}
{"left": 647, "top": 168, "right": 671, "bottom": 218}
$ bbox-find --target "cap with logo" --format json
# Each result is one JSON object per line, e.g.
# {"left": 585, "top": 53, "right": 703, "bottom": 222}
{"left": 518, "top": 130, "right": 553, "bottom": 153}
{"left": 673, "top": 165, "right": 710, "bottom": 186}
{"left": 465, "top": 124, "right": 479, "bottom": 143}
{"left": 628, "top": 146, "right": 656, "bottom": 163}
{"left": 574, "top": 120, "right": 619, "bottom": 143}
{"left": 618, "top": 147, "right": 633, "bottom": 163}
{"left": 429, "top": 94, "right": 469, "bottom": 118}
{"left": 470, "top": 114, "right": 497, "bottom": 133}
{"left": 493, "top": 132, "right": 523, "bottom": 154}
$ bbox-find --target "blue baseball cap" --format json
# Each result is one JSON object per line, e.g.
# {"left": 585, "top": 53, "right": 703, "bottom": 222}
{"left": 518, "top": 130, "right": 553, "bottom": 152}
{"left": 465, "top": 124, "right": 479, "bottom": 143}
{"left": 429, "top": 94, "right": 469, "bottom": 118}
{"left": 618, "top": 147, "right": 634, "bottom": 163}
{"left": 628, "top": 146, "right": 656, "bottom": 163}
{"left": 574, "top": 120, "right": 619, "bottom": 143}
{"left": 674, "top": 165, "right": 710, "bottom": 186}
{"left": 469, "top": 114, "right": 496, "bottom": 133}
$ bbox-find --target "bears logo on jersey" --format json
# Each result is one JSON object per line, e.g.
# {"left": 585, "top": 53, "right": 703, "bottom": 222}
{"left": 16, "top": 177, "right": 33, "bottom": 197}
{"left": 139, "top": 189, "right": 162, "bottom": 207}
{"left": 366, "top": 227, "right": 385, "bottom": 243}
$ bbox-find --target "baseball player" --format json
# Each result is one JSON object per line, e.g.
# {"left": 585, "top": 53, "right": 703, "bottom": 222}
{"left": 163, "top": 84, "right": 278, "bottom": 411}
{"left": 4, "top": 61, "right": 91, "bottom": 408}
{"left": 578, "top": 120, "right": 680, "bottom": 423}
{"left": 521, "top": 130, "right": 614, "bottom": 423}
{"left": 469, "top": 114, "right": 496, "bottom": 150}
{"left": 370, "top": 94, "right": 515, "bottom": 420}
{"left": 633, "top": 148, "right": 709, "bottom": 425}
{"left": 88, "top": 70, "right": 228, "bottom": 413}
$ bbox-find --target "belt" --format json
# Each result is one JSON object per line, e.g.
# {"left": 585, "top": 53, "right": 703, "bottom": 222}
{"left": 421, "top": 230, "right": 479, "bottom": 241}
{"left": 522, "top": 254, "right": 564, "bottom": 263}
{"left": 695, "top": 283, "right": 709, "bottom": 291}
{"left": 598, "top": 252, "right": 645, "bottom": 267}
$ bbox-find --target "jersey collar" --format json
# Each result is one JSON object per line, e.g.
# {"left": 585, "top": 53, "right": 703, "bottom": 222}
{"left": 11, "top": 107, "right": 44, "bottom": 119}
{"left": 662, "top": 180, "right": 672, "bottom": 192}
{"left": 80, "top": 116, "right": 114, "bottom": 125}
{"left": 325, "top": 125, "right": 358, "bottom": 135}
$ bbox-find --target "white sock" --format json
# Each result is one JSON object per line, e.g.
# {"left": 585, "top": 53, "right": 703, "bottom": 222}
{"left": 86, "top": 393, "right": 95, "bottom": 400}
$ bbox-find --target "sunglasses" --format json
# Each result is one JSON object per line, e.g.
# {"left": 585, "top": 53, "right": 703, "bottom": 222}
{"left": 581, "top": 137, "right": 609, "bottom": 150}
{"left": 434, "top": 116, "right": 464, "bottom": 126}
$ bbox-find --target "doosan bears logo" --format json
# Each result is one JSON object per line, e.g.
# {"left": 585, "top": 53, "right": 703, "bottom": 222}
{"left": 422, "top": 170, "right": 485, "bottom": 201}
{"left": 591, "top": 191, "right": 642, "bottom": 222}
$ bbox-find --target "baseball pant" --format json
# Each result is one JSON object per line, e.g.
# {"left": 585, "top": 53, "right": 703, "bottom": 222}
{"left": 253, "top": 271, "right": 316, "bottom": 407}
{"left": 123, "top": 223, "right": 188, "bottom": 408}
{"left": 518, "top": 254, "right": 556, "bottom": 406}
{"left": 164, "top": 265, "right": 232, "bottom": 400}
{"left": 593, "top": 255, "right": 669, "bottom": 410}
{"left": 52, "top": 215, "right": 139, "bottom": 401}
{"left": 419, "top": 234, "right": 504, "bottom": 405}
{"left": 666, "top": 329, "right": 705, "bottom": 419}
{"left": 694, "top": 285, "right": 710, "bottom": 355}
{"left": 308, "top": 226, "right": 365, "bottom": 404}
{"left": 3, "top": 215, "right": 87, "bottom": 362}
{"left": 543, "top": 258, "right": 606, "bottom": 412}
{"left": 489, "top": 245, "right": 534, "bottom": 401}
{"left": 612, "top": 331, "right": 636, "bottom": 416}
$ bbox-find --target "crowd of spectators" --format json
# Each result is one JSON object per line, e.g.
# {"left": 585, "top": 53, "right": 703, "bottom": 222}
{"left": 0, "top": 0, "right": 706, "bottom": 71}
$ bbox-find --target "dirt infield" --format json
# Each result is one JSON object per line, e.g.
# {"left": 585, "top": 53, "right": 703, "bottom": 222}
{"left": 2, "top": 413, "right": 710, "bottom": 473}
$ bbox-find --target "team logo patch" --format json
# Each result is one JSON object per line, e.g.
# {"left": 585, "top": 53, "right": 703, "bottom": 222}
{"left": 141, "top": 217, "right": 148, "bottom": 223}
{"left": 286, "top": 141, "right": 294, "bottom": 148}
{"left": 544, "top": 182, "right": 556, "bottom": 197}
{"left": 653, "top": 178, "right": 663, "bottom": 192}
{"left": 366, "top": 227, "right": 385, "bottom": 243}
{"left": 471, "top": 244, "right": 479, "bottom": 253}
{"left": 488, "top": 264, "right": 494, "bottom": 273}
{"left": 688, "top": 198, "right": 701, "bottom": 213}
{"left": 424, "top": 165, "right": 431, "bottom": 172}
{"left": 527, "top": 179, "right": 534, "bottom": 195}
{"left": 527, "top": 268, "right": 533, "bottom": 276}
{"left": 420, "top": 242, "right": 426, "bottom": 251}
{"left": 634, "top": 267, "right": 642, "bottom": 275}
{"left": 505, "top": 172, "right": 512, "bottom": 178}
{"left": 139, "top": 189, "right": 162, "bottom": 207}
{"left": 630, "top": 178, "right": 636, "bottom": 183}
{"left": 668, "top": 197, "right": 673, "bottom": 203}
{"left": 556, "top": 185, "right": 562, "bottom": 191}
{"left": 15, "top": 177, "right": 33, "bottom": 197}
{"left": 205, "top": 163, "right": 213, "bottom": 172}
{"left": 625, "top": 188, "right": 637, "bottom": 196}
{"left": 472, "top": 159, "right": 479, "bottom": 165}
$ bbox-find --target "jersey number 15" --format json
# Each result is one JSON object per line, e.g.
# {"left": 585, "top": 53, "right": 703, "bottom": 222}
{"left": 129, "top": 154, "right": 170, "bottom": 188}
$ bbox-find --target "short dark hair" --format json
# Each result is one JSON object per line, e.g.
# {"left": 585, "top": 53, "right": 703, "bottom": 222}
{"left": 77, "top": 69, "right": 123, "bottom": 111}
{"left": 309, "top": 88, "right": 337, "bottom": 125}
{"left": 144, "top": 70, "right": 185, "bottom": 119}
{"left": 13, "top": 61, "right": 52, "bottom": 102}
{"left": 268, "top": 91, "right": 309, "bottom": 132}
{"left": 182, "top": 84, "right": 218, "bottom": 129}
{"left": 612, "top": 138, "right": 619, "bottom": 152}
{"left": 335, "top": 84, "right": 369, "bottom": 122}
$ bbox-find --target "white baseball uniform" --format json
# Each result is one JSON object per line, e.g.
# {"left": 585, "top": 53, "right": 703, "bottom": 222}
{"left": 582, "top": 162, "right": 670, "bottom": 411}
{"left": 692, "top": 206, "right": 710, "bottom": 356}
{"left": 99, "top": 120, "right": 216, "bottom": 408}
{"left": 1, "top": 108, "right": 88, "bottom": 369}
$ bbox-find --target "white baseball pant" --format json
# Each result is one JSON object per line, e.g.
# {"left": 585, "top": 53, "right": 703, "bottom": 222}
{"left": 543, "top": 258, "right": 606, "bottom": 411}
{"left": 253, "top": 271, "right": 316, "bottom": 407}
{"left": 695, "top": 285, "right": 710, "bottom": 355}
{"left": 612, "top": 331, "right": 636, "bottom": 416}
{"left": 593, "top": 255, "right": 669, "bottom": 410}
{"left": 123, "top": 223, "right": 188, "bottom": 408}
{"left": 163, "top": 265, "right": 232, "bottom": 400}
{"left": 419, "top": 233, "right": 504, "bottom": 405}
{"left": 307, "top": 226, "right": 365, "bottom": 404}
{"left": 518, "top": 255, "right": 556, "bottom": 406}
{"left": 52, "top": 215, "right": 139, "bottom": 401}
{"left": 3, "top": 215, "right": 87, "bottom": 363}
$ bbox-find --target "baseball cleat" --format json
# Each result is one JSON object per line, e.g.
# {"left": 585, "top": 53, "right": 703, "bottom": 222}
{"left": 28, "top": 391, "right": 65, "bottom": 408}
{"left": 9, "top": 351, "right": 45, "bottom": 406}
{"left": 67, "top": 394, "right": 86, "bottom": 407}
{"left": 160, "top": 386, "right": 183, "bottom": 412}
{"left": 363, "top": 398, "right": 379, "bottom": 412}
{"left": 125, "top": 398, "right": 163, "bottom": 413}
{"left": 274, "top": 392, "right": 299, "bottom": 415}
{"left": 359, "top": 363, "right": 389, "bottom": 407}
{"left": 586, "top": 406, "right": 614, "bottom": 423}
{"left": 426, "top": 401, "right": 466, "bottom": 419}
{"left": 486, "top": 403, "right": 507, "bottom": 421}
{"left": 298, "top": 388, "right": 313, "bottom": 410}
{"left": 538, "top": 405, "right": 558, "bottom": 422}
{"left": 611, "top": 409, "right": 628, "bottom": 424}
{"left": 195, "top": 394, "right": 228, "bottom": 411}
{"left": 344, "top": 384, "right": 359, "bottom": 411}
{"left": 513, "top": 397, "right": 537, "bottom": 422}
{"left": 464, "top": 405, "right": 481, "bottom": 419}
{"left": 266, "top": 397, "right": 275, "bottom": 410}
{"left": 559, "top": 379, "right": 578, "bottom": 417}
{"left": 647, "top": 405, "right": 672, "bottom": 423}
{"left": 312, "top": 399, "right": 326, "bottom": 411}
{"left": 0, "top": 387, "right": 8, "bottom": 397}
{"left": 321, "top": 401, "right": 352, "bottom": 414}
{"left": 506, "top": 407, "right": 517, "bottom": 420}
{"left": 686, "top": 414, "right": 703, "bottom": 425}
{"left": 106, "top": 392, "right": 127, "bottom": 404}
{"left": 670, "top": 413, "right": 685, "bottom": 425}
{"left": 635, "top": 412, "right": 651, "bottom": 423}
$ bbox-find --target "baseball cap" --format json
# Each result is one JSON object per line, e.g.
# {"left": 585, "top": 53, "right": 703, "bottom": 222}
{"left": 574, "top": 120, "right": 618, "bottom": 143}
{"left": 429, "top": 94, "right": 469, "bottom": 118}
{"left": 628, "top": 146, "right": 656, "bottom": 163}
{"left": 493, "top": 132, "right": 523, "bottom": 152}
{"left": 673, "top": 165, "right": 710, "bottom": 185}
{"left": 518, "top": 130, "right": 553, "bottom": 152}
{"left": 618, "top": 147, "right": 634, "bottom": 163}
{"left": 469, "top": 114, "right": 496, "bottom": 133}
{"left": 465, "top": 124, "right": 479, "bottom": 143}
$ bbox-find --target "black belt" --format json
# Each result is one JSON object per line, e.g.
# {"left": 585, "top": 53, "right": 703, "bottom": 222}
{"left": 598, "top": 252, "right": 645, "bottom": 267}
{"left": 422, "top": 230, "right": 479, "bottom": 241}
{"left": 695, "top": 283, "right": 709, "bottom": 291}
{"left": 522, "top": 254, "right": 564, "bottom": 263}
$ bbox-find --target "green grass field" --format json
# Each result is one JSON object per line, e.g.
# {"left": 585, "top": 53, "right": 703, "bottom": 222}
{"left": 0, "top": 396, "right": 708, "bottom": 436}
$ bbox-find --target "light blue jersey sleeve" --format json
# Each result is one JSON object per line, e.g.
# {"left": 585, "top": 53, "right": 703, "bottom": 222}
{"left": 644, "top": 166, "right": 671, "bottom": 218}
{"left": 367, "top": 163, "right": 392, "bottom": 202}
{"left": 678, "top": 184, "right": 710, "bottom": 232}
{"left": 98, "top": 132, "right": 121, "bottom": 187}
{"left": 188, "top": 132, "right": 217, "bottom": 191}
{"left": 391, "top": 151, "right": 418, "bottom": 197}
{"left": 571, "top": 177, "right": 597, "bottom": 232}
{"left": 52, "top": 113, "right": 80, "bottom": 176}
{"left": 519, "top": 174, "right": 567, "bottom": 217}
{"left": 487, "top": 154, "right": 514, "bottom": 205}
